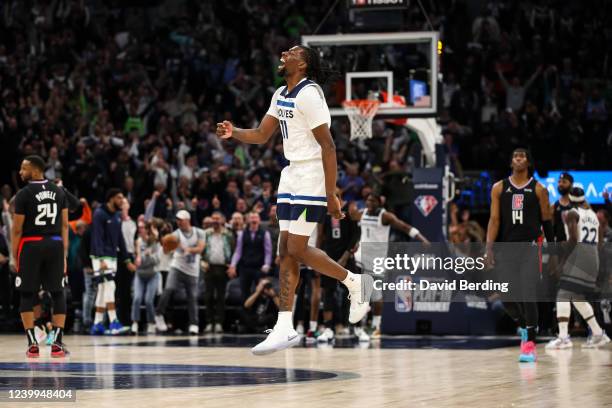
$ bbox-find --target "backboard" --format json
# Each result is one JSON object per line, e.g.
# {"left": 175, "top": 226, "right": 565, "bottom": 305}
{"left": 301, "top": 31, "right": 439, "bottom": 118}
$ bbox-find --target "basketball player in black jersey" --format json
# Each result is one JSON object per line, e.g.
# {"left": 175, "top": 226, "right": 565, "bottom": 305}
{"left": 12, "top": 156, "right": 70, "bottom": 358}
{"left": 542, "top": 173, "right": 573, "bottom": 331}
{"left": 486, "top": 148, "right": 554, "bottom": 362}
{"left": 315, "top": 189, "right": 360, "bottom": 342}
{"left": 552, "top": 173, "right": 573, "bottom": 243}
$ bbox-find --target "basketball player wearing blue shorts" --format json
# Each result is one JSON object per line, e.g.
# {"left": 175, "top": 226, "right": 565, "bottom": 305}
{"left": 216, "top": 45, "right": 374, "bottom": 355}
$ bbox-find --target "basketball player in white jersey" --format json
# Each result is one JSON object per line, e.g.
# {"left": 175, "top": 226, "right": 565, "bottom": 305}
{"left": 350, "top": 193, "right": 430, "bottom": 338}
{"left": 546, "top": 187, "right": 610, "bottom": 349}
{"left": 216, "top": 46, "right": 374, "bottom": 355}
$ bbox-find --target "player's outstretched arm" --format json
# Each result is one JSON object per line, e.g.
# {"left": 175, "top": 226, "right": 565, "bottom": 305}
{"left": 382, "top": 212, "right": 430, "bottom": 244}
{"left": 216, "top": 114, "right": 279, "bottom": 145}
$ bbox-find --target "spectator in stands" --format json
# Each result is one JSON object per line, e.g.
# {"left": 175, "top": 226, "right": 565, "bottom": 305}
{"left": 229, "top": 212, "right": 245, "bottom": 239}
{"left": 496, "top": 64, "right": 543, "bottom": 112}
{"left": 117, "top": 199, "right": 137, "bottom": 325}
{"left": 131, "top": 221, "right": 162, "bottom": 335}
{"left": 202, "top": 211, "right": 234, "bottom": 334}
{"left": 241, "top": 278, "right": 279, "bottom": 333}
{"left": 155, "top": 210, "right": 205, "bottom": 335}
{"left": 229, "top": 212, "right": 272, "bottom": 301}
{"left": 261, "top": 205, "right": 281, "bottom": 269}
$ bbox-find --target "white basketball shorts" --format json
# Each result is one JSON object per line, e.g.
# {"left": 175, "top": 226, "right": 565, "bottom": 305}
{"left": 277, "top": 159, "right": 327, "bottom": 236}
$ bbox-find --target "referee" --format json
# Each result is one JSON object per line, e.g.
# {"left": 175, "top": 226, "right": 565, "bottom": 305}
{"left": 12, "top": 156, "right": 70, "bottom": 358}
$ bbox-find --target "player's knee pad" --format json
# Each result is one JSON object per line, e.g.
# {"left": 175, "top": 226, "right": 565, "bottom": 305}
{"left": 95, "top": 284, "right": 106, "bottom": 308}
{"left": 19, "top": 292, "right": 36, "bottom": 313}
{"left": 103, "top": 280, "right": 116, "bottom": 304}
{"left": 50, "top": 290, "right": 67, "bottom": 315}
{"left": 556, "top": 301, "right": 571, "bottom": 319}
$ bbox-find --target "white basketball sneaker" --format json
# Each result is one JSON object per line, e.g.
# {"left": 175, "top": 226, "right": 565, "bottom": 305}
{"left": 155, "top": 315, "right": 167, "bottom": 332}
{"left": 355, "top": 327, "right": 370, "bottom": 342}
{"left": 188, "top": 324, "right": 199, "bottom": 335}
{"left": 317, "top": 328, "right": 334, "bottom": 343}
{"left": 130, "top": 322, "right": 138, "bottom": 335}
{"left": 348, "top": 274, "right": 374, "bottom": 324}
{"left": 545, "top": 336, "right": 572, "bottom": 350}
{"left": 251, "top": 326, "right": 301, "bottom": 356}
{"left": 583, "top": 333, "right": 611, "bottom": 349}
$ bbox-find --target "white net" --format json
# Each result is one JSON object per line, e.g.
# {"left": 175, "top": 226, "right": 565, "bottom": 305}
{"left": 342, "top": 100, "right": 380, "bottom": 140}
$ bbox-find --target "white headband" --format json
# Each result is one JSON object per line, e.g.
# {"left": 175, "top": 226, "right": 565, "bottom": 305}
{"left": 568, "top": 194, "right": 585, "bottom": 203}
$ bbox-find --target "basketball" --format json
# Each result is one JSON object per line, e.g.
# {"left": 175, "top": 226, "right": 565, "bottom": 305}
{"left": 161, "top": 234, "right": 180, "bottom": 252}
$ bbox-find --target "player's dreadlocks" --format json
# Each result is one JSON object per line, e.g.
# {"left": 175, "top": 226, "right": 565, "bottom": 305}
{"left": 299, "top": 45, "right": 338, "bottom": 85}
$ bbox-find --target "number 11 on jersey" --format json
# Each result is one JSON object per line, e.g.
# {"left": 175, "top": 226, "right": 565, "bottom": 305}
{"left": 279, "top": 120, "right": 289, "bottom": 139}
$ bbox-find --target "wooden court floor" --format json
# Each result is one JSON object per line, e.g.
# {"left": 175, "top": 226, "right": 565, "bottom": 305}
{"left": 0, "top": 334, "right": 610, "bottom": 408}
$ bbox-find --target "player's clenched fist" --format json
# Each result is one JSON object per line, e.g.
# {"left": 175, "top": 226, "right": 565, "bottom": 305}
{"left": 216, "top": 121, "right": 233, "bottom": 139}
{"left": 327, "top": 194, "right": 345, "bottom": 220}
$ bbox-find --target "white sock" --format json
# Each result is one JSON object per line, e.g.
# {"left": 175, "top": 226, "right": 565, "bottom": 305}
{"left": 108, "top": 309, "right": 118, "bottom": 322}
{"left": 94, "top": 312, "right": 104, "bottom": 324}
{"left": 309, "top": 320, "right": 317, "bottom": 332}
{"left": 342, "top": 271, "right": 360, "bottom": 291}
{"left": 573, "top": 302, "right": 603, "bottom": 336}
{"left": 372, "top": 315, "right": 381, "bottom": 330}
{"left": 276, "top": 311, "right": 293, "bottom": 330}
{"left": 556, "top": 301, "right": 570, "bottom": 338}
{"left": 558, "top": 322, "right": 569, "bottom": 338}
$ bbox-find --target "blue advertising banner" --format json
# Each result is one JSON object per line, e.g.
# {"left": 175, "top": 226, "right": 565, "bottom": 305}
{"left": 536, "top": 171, "right": 612, "bottom": 205}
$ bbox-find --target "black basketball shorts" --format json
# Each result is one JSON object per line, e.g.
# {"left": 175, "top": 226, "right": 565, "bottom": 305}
{"left": 16, "top": 236, "right": 65, "bottom": 292}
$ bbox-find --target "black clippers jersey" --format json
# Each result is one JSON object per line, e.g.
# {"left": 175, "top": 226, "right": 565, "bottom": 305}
{"left": 322, "top": 213, "right": 359, "bottom": 260}
{"left": 499, "top": 177, "right": 541, "bottom": 242}
{"left": 14, "top": 180, "right": 67, "bottom": 237}
{"left": 553, "top": 200, "right": 572, "bottom": 242}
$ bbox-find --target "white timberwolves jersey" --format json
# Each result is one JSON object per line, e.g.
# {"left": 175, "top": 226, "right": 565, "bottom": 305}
{"left": 565, "top": 207, "right": 600, "bottom": 244}
{"left": 356, "top": 209, "right": 391, "bottom": 273}
{"left": 361, "top": 209, "right": 391, "bottom": 244}
{"left": 266, "top": 78, "right": 331, "bottom": 162}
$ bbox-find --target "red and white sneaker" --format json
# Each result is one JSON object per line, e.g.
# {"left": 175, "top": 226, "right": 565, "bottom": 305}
{"left": 51, "top": 342, "right": 70, "bottom": 358}
{"left": 26, "top": 344, "right": 40, "bottom": 358}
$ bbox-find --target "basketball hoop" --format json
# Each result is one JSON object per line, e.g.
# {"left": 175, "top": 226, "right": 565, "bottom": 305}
{"left": 342, "top": 99, "right": 380, "bottom": 140}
